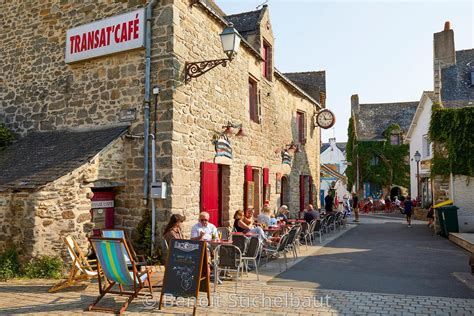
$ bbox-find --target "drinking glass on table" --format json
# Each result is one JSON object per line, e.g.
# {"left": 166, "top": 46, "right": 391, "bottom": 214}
{"left": 218, "top": 231, "right": 222, "bottom": 240}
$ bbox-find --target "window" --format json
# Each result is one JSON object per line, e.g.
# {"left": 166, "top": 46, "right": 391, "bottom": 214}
{"left": 390, "top": 133, "right": 400, "bottom": 145}
{"left": 422, "top": 135, "right": 431, "bottom": 158}
{"left": 262, "top": 41, "right": 272, "bottom": 81}
{"left": 249, "top": 78, "right": 259, "bottom": 123}
{"left": 370, "top": 155, "right": 380, "bottom": 166}
{"left": 297, "top": 111, "right": 306, "bottom": 144}
{"left": 470, "top": 71, "right": 474, "bottom": 86}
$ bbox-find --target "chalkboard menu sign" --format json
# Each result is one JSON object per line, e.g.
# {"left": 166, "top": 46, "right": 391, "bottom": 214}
{"left": 159, "top": 239, "right": 210, "bottom": 315}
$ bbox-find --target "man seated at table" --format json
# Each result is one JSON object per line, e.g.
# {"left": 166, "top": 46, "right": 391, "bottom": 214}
{"left": 191, "top": 212, "right": 218, "bottom": 241}
{"left": 277, "top": 205, "right": 290, "bottom": 223}
{"left": 304, "top": 204, "right": 320, "bottom": 223}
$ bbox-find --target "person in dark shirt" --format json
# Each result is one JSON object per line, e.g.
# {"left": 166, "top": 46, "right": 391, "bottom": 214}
{"left": 324, "top": 192, "right": 334, "bottom": 214}
{"left": 303, "top": 204, "right": 320, "bottom": 223}
{"left": 352, "top": 193, "right": 359, "bottom": 222}
{"left": 404, "top": 196, "right": 413, "bottom": 227}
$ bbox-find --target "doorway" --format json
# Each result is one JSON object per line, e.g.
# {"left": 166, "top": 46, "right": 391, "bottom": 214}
{"left": 252, "top": 168, "right": 262, "bottom": 216}
{"left": 280, "top": 176, "right": 290, "bottom": 207}
{"left": 200, "top": 162, "right": 230, "bottom": 227}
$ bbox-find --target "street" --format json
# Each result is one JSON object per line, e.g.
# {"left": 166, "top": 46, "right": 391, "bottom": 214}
{"left": 271, "top": 214, "right": 474, "bottom": 299}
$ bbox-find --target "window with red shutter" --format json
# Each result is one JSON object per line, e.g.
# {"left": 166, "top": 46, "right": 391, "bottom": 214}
{"left": 297, "top": 111, "right": 306, "bottom": 144}
{"left": 249, "top": 78, "right": 258, "bottom": 123}
{"left": 262, "top": 41, "right": 272, "bottom": 81}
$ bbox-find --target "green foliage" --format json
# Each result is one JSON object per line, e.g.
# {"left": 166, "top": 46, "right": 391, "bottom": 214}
{"left": 134, "top": 210, "right": 161, "bottom": 265}
{"left": 23, "top": 256, "right": 63, "bottom": 279}
{"left": 0, "top": 124, "right": 15, "bottom": 148}
{"left": 0, "top": 249, "right": 21, "bottom": 280}
{"left": 429, "top": 106, "right": 474, "bottom": 177}
{"left": 346, "top": 119, "right": 410, "bottom": 192}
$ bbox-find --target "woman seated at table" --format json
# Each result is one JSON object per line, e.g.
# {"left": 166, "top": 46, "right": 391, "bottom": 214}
{"left": 163, "top": 213, "right": 186, "bottom": 245}
{"left": 234, "top": 210, "right": 273, "bottom": 243}
{"left": 257, "top": 204, "right": 273, "bottom": 226}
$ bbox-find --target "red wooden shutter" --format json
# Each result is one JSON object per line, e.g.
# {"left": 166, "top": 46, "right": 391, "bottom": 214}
{"left": 299, "top": 175, "right": 305, "bottom": 212}
{"left": 263, "top": 168, "right": 269, "bottom": 185}
{"left": 303, "top": 113, "right": 307, "bottom": 144}
{"left": 309, "top": 176, "right": 313, "bottom": 205}
{"left": 263, "top": 44, "right": 268, "bottom": 78}
{"left": 244, "top": 165, "right": 253, "bottom": 210}
{"left": 200, "top": 162, "right": 219, "bottom": 227}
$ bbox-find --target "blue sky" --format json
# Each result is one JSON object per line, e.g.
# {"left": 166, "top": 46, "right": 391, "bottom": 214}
{"left": 215, "top": 0, "right": 474, "bottom": 142}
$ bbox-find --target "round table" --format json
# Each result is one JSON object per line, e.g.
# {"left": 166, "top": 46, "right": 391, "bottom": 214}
{"left": 232, "top": 232, "right": 258, "bottom": 237}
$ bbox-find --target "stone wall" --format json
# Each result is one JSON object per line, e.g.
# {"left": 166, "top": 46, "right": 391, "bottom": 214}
{"left": 169, "top": 0, "right": 321, "bottom": 233}
{"left": 0, "top": 137, "right": 127, "bottom": 259}
{"left": 0, "top": 0, "right": 175, "bottom": 244}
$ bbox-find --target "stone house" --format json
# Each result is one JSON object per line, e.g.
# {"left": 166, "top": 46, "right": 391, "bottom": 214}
{"left": 320, "top": 138, "right": 349, "bottom": 204}
{"left": 349, "top": 94, "right": 418, "bottom": 199}
{"left": 410, "top": 22, "right": 474, "bottom": 229}
{"left": 0, "top": 0, "right": 325, "bottom": 259}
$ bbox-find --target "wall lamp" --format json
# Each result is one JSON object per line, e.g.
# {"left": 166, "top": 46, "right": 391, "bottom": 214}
{"left": 222, "top": 122, "right": 245, "bottom": 137}
{"left": 274, "top": 141, "right": 301, "bottom": 154}
{"left": 185, "top": 23, "right": 241, "bottom": 83}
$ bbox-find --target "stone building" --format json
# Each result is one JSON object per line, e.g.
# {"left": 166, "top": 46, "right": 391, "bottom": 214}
{"left": 0, "top": 0, "right": 325, "bottom": 259}
{"left": 349, "top": 95, "right": 418, "bottom": 199}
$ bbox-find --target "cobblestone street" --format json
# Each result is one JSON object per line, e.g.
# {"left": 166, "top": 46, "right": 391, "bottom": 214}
{"left": 1, "top": 215, "right": 473, "bottom": 315}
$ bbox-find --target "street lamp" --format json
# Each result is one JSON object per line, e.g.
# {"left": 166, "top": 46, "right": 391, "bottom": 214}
{"left": 414, "top": 150, "right": 421, "bottom": 203}
{"left": 185, "top": 23, "right": 241, "bottom": 83}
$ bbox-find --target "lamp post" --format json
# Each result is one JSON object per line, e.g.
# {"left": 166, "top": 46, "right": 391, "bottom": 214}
{"left": 185, "top": 23, "right": 241, "bottom": 83}
{"left": 414, "top": 150, "right": 421, "bottom": 203}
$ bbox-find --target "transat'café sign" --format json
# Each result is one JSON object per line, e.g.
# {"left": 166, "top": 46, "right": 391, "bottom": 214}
{"left": 65, "top": 9, "right": 145, "bottom": 63}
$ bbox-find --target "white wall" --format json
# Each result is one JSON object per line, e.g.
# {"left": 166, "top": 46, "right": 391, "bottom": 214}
{"left": 320, "top": 138, "right": 347, "bottom": 174}
{"left": 453, "top": 175, "right": 474, "bottom": 216}
{"left": 409, "top": 96, "right": 433, "bottom": 199}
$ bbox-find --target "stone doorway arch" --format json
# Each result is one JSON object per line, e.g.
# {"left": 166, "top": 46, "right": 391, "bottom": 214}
{"left": 390, "top": 186, "right": 402, "bottom": 201}
{"left": 280, "top": 175, "right": 290, "bottom": 207}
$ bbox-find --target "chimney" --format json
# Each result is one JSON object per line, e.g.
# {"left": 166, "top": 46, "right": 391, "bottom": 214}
{"left": 351, "top": 94, "right": 359, "bottom": 116}
{"left": 433, "top": 21, "right": 456, "bottom": 103}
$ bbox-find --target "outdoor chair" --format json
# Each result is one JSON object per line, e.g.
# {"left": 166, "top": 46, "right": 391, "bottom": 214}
{"left": 241, "top": 236, "right": 262, "bottom": 280}
{"left": 100, "top": 229, "right": 146, "bottom": 266}
{"left": 299, "top": 221, "right": 312, "bottom": 248}
{"left": 217, "top": 226, "right": 231, "bottom": 240}
{"left": 285, "top": 226, "right": 300, "bottom": 260}
{"left": 311, "top": 219, "right": 323, "bottom": 244}
{"left": 48, "top": 236, "right": 99, "bottom": 293}
{"left": 326, "top": 215, "right": 336, "bottom": 232}
{"left": 262, "top": 233, "right": 289, "bottom": 271}
{"left": 213, "top": 244, "right": 244, "bottom": 293}
{"left": 89, "top": 237, "right": 153, "bottom": 314}
{"left": 161, "top": 239, "right": 169, "bottom": 264}
{"left": 231, "top": 234, "right": 249, "bottom": 255}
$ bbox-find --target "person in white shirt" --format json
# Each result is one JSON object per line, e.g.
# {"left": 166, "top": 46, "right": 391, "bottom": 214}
{"left": 257, "top": 204, "right": 272, "bottom": 226}
{"left": 191, "top": 212, "right": 218, "bottom": 241}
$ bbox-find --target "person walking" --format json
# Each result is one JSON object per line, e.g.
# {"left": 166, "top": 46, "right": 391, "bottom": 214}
{"left": 352, "top": 193, "right": 359, "bottom": 222}
{"left": 324, "top": 191, "right": 334, "bottom": 214}
{"left": 427, "top": 204, "right": 434, "bottom": 228}
{"left": 404, "top": 196, "right": 413, "bottom": 227}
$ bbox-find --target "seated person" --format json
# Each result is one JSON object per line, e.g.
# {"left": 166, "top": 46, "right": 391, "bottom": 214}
{"left": 163, "top": 214, "right": 186, "bottom": 245}
{"left": 269, "top": 215, "right": 278, "bottom": 226}
{"left": 303, "top": 204, "right": 320, "bottom": 223}
{"left": 277, "top": 205, "right": 290, "bottom": 223}
{"left": 191, "top": 212, "right": 217, "bottom": 241}
{"left": 257, "top": 204, "right": 273, "bottom": 226}
{"left": 234, "top": 210, "right": 274, "bottom": 244}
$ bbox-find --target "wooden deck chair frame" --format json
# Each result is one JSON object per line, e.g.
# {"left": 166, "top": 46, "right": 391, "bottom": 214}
{"left": 48, "top": 236, "right": 98, "bottom": 293}
{"left": 89, "top": 237, "right": 153, "bottom": 314}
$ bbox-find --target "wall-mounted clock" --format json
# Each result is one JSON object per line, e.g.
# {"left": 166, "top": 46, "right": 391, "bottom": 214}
{"left": 314, "top": 109, "right": 336, "bottom": 129}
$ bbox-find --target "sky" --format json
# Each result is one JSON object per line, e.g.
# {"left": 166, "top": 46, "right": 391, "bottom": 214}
{"left": 214, "top": 0, "right": 474, "bottom": 142}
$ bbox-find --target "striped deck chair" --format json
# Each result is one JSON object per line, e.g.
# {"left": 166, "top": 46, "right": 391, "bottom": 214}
{"left": 48, "top": 236, "right": 98, "bottom": 293}
{"left": 101, "top": 229, "right": 146, "bottom": 265}
{"left": 89, "top": 237, "right": 153, "bottom": 314}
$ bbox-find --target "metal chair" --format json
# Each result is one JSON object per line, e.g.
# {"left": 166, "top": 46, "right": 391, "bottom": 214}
{"left": 161, "top": 239, "right": 169, "bottom": 264}
{"left": 299, "top": 221, "right": 312, "bottom": 248}
{"left": 241, "top": 237, "right": 261, "bottom": 280}
{"left": 217, "top": 227, "right": 231, "bottom": 240}
{"left": 285, "top": 226, "right": 300, "bottom": 259}
{"left": 312, "top": 219, "right": 323, "bottom": 244}
{"left": 213, "top": 244, "right": 243, "bottom": 293}
{"left": 231, "top": 234, "right": 249, "bottom": 255}
{"left": 262, "top": 233, "right": 289, "bottom": 271}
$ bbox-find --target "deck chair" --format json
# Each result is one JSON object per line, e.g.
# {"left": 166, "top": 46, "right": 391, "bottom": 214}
{"left": 89, "top": 237, "right": 153, "bottom": 314}
{"left": 101, "top": 229, "right": 146, "bottom": 265}
{"left": 48, "top": 236, "right": 98, "bottom": 293}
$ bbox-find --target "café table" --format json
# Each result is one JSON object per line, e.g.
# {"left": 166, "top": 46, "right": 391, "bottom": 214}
{"left": 231, "top": 232, "right": 258, "bottom": 238}
{"left": 288, "top": 219, "right": 306, "bottom": 223}
{"left": 263, "top": 226, "right": 282, "bottom": 237}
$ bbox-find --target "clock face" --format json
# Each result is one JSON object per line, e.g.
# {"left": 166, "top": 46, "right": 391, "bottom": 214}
{"left": 316, "top": 109, "right": 335, "bottom": 129}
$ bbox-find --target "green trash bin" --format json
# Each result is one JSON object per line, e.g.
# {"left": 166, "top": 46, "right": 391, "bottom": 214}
{"left": 436, "top": 205, "right": 459, "bottom": 237}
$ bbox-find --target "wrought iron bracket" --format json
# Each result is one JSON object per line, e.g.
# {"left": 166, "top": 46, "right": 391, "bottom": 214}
{"left": 185, "top": 58, "right": 230, "bottom": 83}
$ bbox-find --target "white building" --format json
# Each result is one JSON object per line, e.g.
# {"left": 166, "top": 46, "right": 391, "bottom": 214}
{"left": 406, "top": 91, "right": 435, "bottom": 207}
{"left": 320, "top": 138, "right": 350, "bottom": 206}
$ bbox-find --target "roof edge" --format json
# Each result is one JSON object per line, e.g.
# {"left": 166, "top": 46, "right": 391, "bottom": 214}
{"left": 274, "top": 69, "right": 322, "bottom": 109}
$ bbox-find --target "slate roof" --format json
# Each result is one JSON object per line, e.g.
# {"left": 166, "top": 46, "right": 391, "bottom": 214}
{"left": 355, "top": 101, "right": 419, "bottom": 140}
{"left": 283, "top": 71, "right": 326, "bottom": 101}
{"left": 320, "top": 142, "right": 347, "bottom": 154}
{"left": 441, "top": 49, "right": 474, "bottom": 108}
{"left": 320, "top": 164, "right": 346, "bottom": 181}
{"left": 225, "top": 9, "right": 263, "bottom": 40}
{"left": 0, "top": 126, "right": 128, "bottom": 190}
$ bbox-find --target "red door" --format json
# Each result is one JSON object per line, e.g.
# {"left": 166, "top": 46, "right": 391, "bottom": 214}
{"left": 299, "top": 175, "right": 305, "bottom": 213}
{"left": 200, "top": 162, "right": 219, "bottom": 226}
